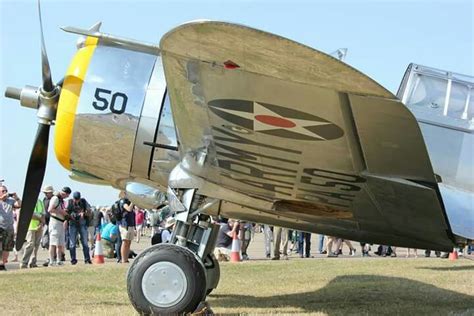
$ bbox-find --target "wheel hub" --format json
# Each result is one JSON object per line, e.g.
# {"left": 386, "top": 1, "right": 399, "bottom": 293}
{"left": 141, "top": 261, "right": 188, "bottom": 307}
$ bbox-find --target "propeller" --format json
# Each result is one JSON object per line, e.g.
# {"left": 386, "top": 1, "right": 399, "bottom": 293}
{"left": 38, "top": 0, "right": 54, "bottom": 93}
{"left": 5, "top": 0, "right": 60, "bottom": 250}
{"left": 15, "top": 125, "right": 50, "bottom": 250}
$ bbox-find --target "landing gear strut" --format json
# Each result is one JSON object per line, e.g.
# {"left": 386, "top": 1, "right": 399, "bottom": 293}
{"left": 127, "top": 188, "right": 220, "bottom": 314}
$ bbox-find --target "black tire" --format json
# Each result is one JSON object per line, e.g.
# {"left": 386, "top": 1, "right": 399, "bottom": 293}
{"left": 127, "top": 244, "right": 206, "bottom": 315}
{"left": 204, "top": 253, "right": 220, "bottom": 295}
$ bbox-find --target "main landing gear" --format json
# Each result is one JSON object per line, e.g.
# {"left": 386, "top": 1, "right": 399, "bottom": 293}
{"left": 127, "top": 188, "right": 221, "bottom": 314}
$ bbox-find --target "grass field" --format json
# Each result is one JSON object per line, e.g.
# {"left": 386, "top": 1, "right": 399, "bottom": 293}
{"left": 0, "top": 257, "right": 473, "bottom": 315}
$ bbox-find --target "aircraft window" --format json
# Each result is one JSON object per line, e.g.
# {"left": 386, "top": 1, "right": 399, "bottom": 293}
{"left": 400, "top": 64, "right": 474, "bottom": 125}
{"left": 157, "top": 91, "right": 178, "bottom": 149}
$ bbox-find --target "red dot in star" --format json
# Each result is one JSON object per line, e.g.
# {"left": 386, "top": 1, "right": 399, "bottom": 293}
{"left": 254, "top": 115, "right": 296, "bottom": 128}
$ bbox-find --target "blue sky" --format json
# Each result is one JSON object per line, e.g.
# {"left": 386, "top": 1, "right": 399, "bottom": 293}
{"left": 0, "top": 0, "right": 472, "bottom": 206}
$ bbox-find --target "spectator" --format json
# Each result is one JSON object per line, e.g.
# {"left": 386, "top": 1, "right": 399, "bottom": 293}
{"left": 158, "top": 203, "right": 171, "bottom": 223}
{"left": 272, "top": 226, "right": 288, "bottom": 260}
{"left": 41, "top": 185, "right": 54, "bottom": 267}
{"left": 135, "top": 206, "right": 145, "bottom": 243}
{"left": 42, "top": 186, "right": 54, "bottom": 226}
{"left": 149, "top": 208, "right": 161, "bottom": 237}
{"left": 337, "top": 239, "right": 357, "bottom": 256}
{"left": 424, "top": 249, "right": 441, "bottom": 257}
{"left": 161, "top": 217, "right": 175, "bottom": 243}
{"left": 214, "top": 219, "right": 239, "bottom": 262}
{"left": 240, "top": 222, "right": 252, "bottom": 260}
{"left": 20, "top": 199, "right": 44, "bottom": 268}
{"left": 48, "top": 187, "right": 71, "bottom": 267}
{"left": 12, "top": 207, "right": 19, "bottom": 262}
{"left": 375, "top": 245, "right": 396, "bottom": 257}
{"left": 288, "top": 230, "right": 298, "bottom": 253}
{"left": 88, "top": 206, "right": 103, "bottom": 252}
{"left": 110, "top": 202, "right": 122, "bottom": 263}
{"left": 118, "top": 192, "right": 134, "bottom": 263}
{"left": 0, "top": 185, "right": 21, "bottom": 271}
{"left": 146, "top": 209, "right": 152, "bottom": 236}
{"left": 326, "top": 236, "right": 341, "bottom": 257}
{"left": 263, "top": 224, "right": 273, "bottom": 259}
{"left": 101, "top": 207, "right": 110, "bottom": 223}
{"left": 101, "top": 219, "right": 119, "bottom": 258}
{"left": 406, "top": 248, "right": 418, "bottom": 258}
{"left": 66, "top": 191, "right": 92, "bottom": 265}
{"left": 317, "top": 234, "right": 326, "bottom": 254}
{"left": 298, "top": 231, "right": 312, "bottom": 258}
{"left": 360, "top": 242, "right": 371, "bottom": 257}
{"left": 467, "top": 245, "right": 473, "bottom": 255}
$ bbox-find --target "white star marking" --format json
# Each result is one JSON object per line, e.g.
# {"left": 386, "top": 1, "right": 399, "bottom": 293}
{"left": 213, "top": 102, "right": 331, "bottom": 140}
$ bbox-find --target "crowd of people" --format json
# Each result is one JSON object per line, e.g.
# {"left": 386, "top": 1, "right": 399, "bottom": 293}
{"left": 1, "top": 182, "right": 473, "bottom": 271}
{"left": 0, "top": 183, "right": 172, "bottom": 270}
{"left": 212, "top": 220, "right": 474, "bottom": 261}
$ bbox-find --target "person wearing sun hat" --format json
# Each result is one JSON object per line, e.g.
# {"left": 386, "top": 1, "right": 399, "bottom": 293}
{"left": 41, "top": 185, "right": 54, "bottom": 226}
{"left": 47, "top": 186, "right": 71, "bottom": 267}
{"left": 161, "top": 216, "right": 176, "bottom": 243}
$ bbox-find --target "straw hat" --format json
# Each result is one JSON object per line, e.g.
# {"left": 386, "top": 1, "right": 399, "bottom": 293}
{"left": 165, "top": 217, "right": 176, "bottom": 229}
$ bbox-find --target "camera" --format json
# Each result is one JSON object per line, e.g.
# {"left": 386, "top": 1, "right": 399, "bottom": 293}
{"left": 69, "top": 212, "right": 80, "bottom": 221}
{"left": 7, "top": 193, "right": 14, "bottom": 197}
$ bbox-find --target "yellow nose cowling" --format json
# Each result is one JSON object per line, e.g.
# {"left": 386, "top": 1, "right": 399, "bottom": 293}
{"left": 55, "top": 37, "right": 98, "bottom": 170}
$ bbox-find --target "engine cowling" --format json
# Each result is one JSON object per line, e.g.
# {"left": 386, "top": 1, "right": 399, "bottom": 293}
{"left": 55, "top": 37, "right": 178, "bottom": 190}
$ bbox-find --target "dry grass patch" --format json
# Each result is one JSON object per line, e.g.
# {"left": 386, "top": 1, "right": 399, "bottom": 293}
{"left": 0, "top": 258, "right": 473, "bottom": 315}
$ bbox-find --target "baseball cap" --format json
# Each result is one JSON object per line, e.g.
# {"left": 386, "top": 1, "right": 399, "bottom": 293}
{"left": 42, "top": 185, "right": 54, "bottom": 193}
{"left": 73, "top": 191, "right": 81, "bottom": 199}
{"left": 62, "top": 186, "right": 72, "bottom": 194}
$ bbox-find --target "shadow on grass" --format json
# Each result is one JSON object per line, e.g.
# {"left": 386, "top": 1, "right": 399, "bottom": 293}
{"left": 210, "top": 275, "right": 474, "bottom": 314}
{"left": 417, "top": 265, "right": 474, "bottom": 271}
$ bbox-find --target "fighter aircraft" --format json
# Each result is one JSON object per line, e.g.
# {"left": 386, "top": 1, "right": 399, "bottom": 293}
{"left": 4, "top": 3, "right": 473, "bottom": 314}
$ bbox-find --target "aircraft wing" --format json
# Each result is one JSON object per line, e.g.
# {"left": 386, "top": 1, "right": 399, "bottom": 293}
{"left": 159, "top": 21, "right": 455, "bottom": 251}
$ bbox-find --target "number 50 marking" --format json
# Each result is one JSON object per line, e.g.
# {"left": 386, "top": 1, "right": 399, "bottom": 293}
{"left": 92, "top": 88, "right": 128, "bottom": 114}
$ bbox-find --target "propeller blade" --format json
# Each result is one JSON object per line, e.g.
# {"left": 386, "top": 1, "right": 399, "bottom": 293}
{"left": 38, "top": 0, "right": 54, "bottom": 92}
{"left": 15, "top": 123, "right": 50, "bottom": 250}
{"left": 56, "top": 78, "right": 64, "bottom": 88}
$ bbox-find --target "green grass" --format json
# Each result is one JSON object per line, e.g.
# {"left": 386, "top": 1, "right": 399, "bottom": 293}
{"left": 1, "top": 258, "right": 473, "bottom": 315}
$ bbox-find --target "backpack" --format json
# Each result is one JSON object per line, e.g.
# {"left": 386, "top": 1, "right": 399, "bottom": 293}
{"left": 151, "top": 230, "right": 163, "bottom": 245}
{"left": 110, "top": 200, "right": 123, "bottom": 222}
{"left": 40, "top": 228, "right": 49, "bottom": 249}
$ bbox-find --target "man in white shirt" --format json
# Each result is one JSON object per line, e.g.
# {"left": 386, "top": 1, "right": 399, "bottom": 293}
{"left": 0, "top": 185, "right": 21, "bottom": 271}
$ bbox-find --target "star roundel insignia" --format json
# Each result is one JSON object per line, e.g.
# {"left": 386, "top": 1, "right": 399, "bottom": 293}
{"left": 208, "top": 99, "right": 344, "bottom": 141}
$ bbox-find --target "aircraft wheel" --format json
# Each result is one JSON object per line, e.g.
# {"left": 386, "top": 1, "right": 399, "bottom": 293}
{"left": 127, "top": 243, "right": 206, "bottom": 315}
{"left": 204, "top": 253, "right": 220, "bottom": 295}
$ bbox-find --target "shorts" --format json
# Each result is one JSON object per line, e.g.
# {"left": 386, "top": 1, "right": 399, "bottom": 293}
{"left": 49, "top": 218, "right": 65, "bottom": 246}
{"left": 0, "top": 229, "right": 14, "bottom": 252}
{"left": 213, "top": 247, "right": 231, "bottom": 262}
{"left": 102, "top": 239, "right": 115, "bottom": 258}
{"left": 120, "top": 226, "right": 134, "bottom": 241}
{"left": 136, "top": 224, "right": 143, "bottom": 230}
